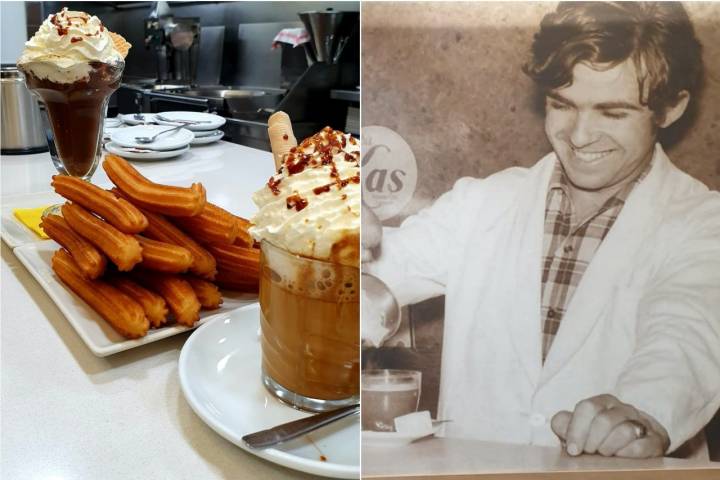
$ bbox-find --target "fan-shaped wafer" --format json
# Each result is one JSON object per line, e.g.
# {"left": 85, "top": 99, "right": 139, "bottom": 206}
{"left": 108, "top": 31, "right": 131, "bottom": 58}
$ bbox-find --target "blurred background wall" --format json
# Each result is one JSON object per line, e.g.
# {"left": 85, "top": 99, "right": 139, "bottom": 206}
{"left": 361, "top": 1, "right": 720, "bottom": 458}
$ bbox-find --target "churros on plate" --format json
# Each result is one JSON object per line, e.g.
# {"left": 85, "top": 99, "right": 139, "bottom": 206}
{"left": 108, "top": 275, "right": 169, "bottom": 328}
{"left": 61, "top": 202, "right": 143, "bottom": 271}
{"left": 103, "top": 154, "right": 206, "bottom": 216}
{"left": 132, "top": 271, "right": 201, "bottom": 327}
{"left": 51, "top": 175, "right": 147, "bottom": 233}
{"left": 52, "top": 249, "right": 149, "bottom": 338}
{"left": 171, "top": 202, "right": 239, "bottom": 245}
{"left": 41, "top": 214, "right": 107, "bottom": 280}
{"left": 136, "top": 236, "right": 193, "bottom": 274}
{"left": 44, "top": 153, "right": 263, "bottom": 340}
{"left": 186, "top": 277, "right": 223, "bottom": 310}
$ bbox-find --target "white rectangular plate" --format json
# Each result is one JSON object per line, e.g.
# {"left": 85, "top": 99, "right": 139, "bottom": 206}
{"left": 1, "top": 191, "right": 63, "bottom": 248}
{"left": 13, "top": 241, "right": 258, "bottom": 357}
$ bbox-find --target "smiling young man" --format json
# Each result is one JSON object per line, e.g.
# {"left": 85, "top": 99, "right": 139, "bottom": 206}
{"left": 363, "top": 2, "right": 720, "bottom": 459}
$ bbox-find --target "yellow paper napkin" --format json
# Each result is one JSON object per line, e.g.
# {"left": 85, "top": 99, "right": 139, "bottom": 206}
{"left": 13, "top": 206, "right": 51, "bottom": 239}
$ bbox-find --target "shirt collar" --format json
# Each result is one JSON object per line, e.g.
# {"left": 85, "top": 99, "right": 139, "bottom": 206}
{"left": 548, "top": 156, "right": 652, "bottom": 209}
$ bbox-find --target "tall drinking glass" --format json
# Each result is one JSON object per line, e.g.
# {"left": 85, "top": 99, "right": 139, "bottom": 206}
{"left": 259, "top": 239, "right": 360, "bottom": 412}
{"left": 20, "top": 61, "right": 124, "bottom": 182}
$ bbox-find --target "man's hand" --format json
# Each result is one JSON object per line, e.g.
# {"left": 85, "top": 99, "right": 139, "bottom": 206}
{"left": 551, "top": 394, "right": 670, "bottom": 458}
{"left": 361, "top": 202, "right": 382, "bottom": 262}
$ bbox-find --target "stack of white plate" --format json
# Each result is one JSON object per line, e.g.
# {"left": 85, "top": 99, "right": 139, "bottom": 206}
{"left": 156, "top": 111, "right": 225, "bottom": 145}
{"left": 107, "top": 125, "right": 194, "bottom": 161}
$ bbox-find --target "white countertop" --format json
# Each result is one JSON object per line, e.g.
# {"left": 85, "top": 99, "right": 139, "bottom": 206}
{"left": 0, "top": 142, "right": 319, "bottom": 479}
{"left": 363, "top": 437, "right": 718, "bottom": 478}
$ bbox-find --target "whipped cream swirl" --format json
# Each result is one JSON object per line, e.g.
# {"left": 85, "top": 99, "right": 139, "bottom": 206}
{"left": 251, "top": 127, "right": 361, "bottom": 266}
{"left": 18, "top": 8, "right": 123, "bottom": 83}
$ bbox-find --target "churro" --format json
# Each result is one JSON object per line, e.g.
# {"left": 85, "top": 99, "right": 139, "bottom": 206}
{"left": 52, "top": 175, "right": 148, "bottom": 234}
{"left": 233, "top": 215, "right": 254, "bottom": 248}
{"left": 206, "top": 244, "right": 260, "bottom": 292}
{"left": 132, "top": 272, "right": 201, "bottom": 327}
{"left": 136, "top": 236, "right": 193, "bottom": 273}
{"left": 186, "top": 276, "right": 223, "bottom": 310}
{"left": 171, "top": 202, "right": 239, "bottom": 245}
{"left": 215, "top": 268, "right": 260, "bottom": 293}
{"left": 62, "top": 202, "right": 143, "bottom": 271}
{"left": 41, "top": 214, "right": 107, "bottom": 279}
{"left": 112, "top": 188, "right": 217, "bottom": 279}
{"left": 103, "top": 154, "right": 206, "bottom": 216}
{"left": 52, "top": 249, "right": 149, "bottom": 338}
{"left": 108, "top": 275, "right": 169, "bottom": 328}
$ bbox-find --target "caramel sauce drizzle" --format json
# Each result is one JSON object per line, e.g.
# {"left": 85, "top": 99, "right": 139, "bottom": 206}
{"left": 51, "top": 9, "right": 94, "bottom": 36}
{"left": 286, "top": 193, "right": 308, "bottom": 212}
{"left": 273, "top": 127, "right": 359, "bottom": 207}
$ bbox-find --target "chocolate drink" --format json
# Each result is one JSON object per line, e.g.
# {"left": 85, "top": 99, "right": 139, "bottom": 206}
{"left": 259, "top": 241, "right": 360, "bottom": 402}
{"left": 22, "top": 62, "right": 122, "bottom": 178}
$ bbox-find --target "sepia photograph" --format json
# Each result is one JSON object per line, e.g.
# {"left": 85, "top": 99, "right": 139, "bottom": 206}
{"left": 2, "top": 1, "right": 359, "bottom": 479}
{"left": 361, "top": 1, "right": 720, "bottom": 478}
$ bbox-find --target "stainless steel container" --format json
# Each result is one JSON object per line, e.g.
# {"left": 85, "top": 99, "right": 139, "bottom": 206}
{"left": 1, "top": 66, "right": 48, "bottom": 155}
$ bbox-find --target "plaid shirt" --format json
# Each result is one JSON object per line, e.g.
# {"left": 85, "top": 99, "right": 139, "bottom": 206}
{"left": 540, "top": 161, "right": 650, "bottom": 362}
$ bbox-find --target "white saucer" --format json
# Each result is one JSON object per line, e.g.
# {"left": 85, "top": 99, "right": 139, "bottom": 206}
{"left": 193, "top": 128, "right": 223, "bottom": 138}
{"left": 190, "top": 130, "right": 224, "bottom": 145}
{"left": 105, "top": 141, "right": 189, "bottom": 160}
{"left": 120, "top": 113, "right": 158, "bottom": 125}
{"left": 156, "top": 111, "right": 226, "bottom": 131}
{"left": 362, "top": 426, "right": 440, "bottom": 448}
{"left": 179, "top": 303, "right": 360, "bottom": 479}
{"left": 104, "top": 117, "right": 123, "bottom": 128}
{"left": 111, "top": 125, "right": 194, "bottom": 151}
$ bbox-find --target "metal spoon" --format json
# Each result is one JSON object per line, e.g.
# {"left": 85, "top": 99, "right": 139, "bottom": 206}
{"left": 134, "top": 124, "right": 185, "bottom": 144}
{"left": 242, "top": 403, "right": 359, "bottom": 449}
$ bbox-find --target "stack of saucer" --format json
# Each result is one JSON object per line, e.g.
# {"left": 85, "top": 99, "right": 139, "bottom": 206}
{"left": 106, "top": 125, "right": 194, "bottom": 161}
{"left": 156, "top": 111, "right": 225, "bottom": 145}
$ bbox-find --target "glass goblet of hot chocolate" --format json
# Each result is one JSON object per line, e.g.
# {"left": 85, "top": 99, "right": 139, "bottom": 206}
{"left": 251, "top": 126, "right": 361, "bottom": 412}
{"left": 17, "top": 8, "right": 130, "bottom": 181}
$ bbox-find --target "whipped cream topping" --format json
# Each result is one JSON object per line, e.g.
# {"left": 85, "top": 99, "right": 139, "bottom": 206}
{"left": 250, "top": 127, "right": 361, "bottom": 264}
{"left": 18, "top": 8, "right": 124, "bottom": 83}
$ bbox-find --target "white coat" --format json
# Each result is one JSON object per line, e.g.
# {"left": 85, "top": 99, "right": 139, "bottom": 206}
{"left": 367, "top": 144, "right": 720, "bottom": 455}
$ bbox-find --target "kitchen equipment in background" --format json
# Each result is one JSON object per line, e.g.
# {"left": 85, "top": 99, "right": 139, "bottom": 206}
{"left": 299, "top": 9, "right": 360, "bottom": 64}
{"left": 0, "top": 66, "right": 48, "bottom": 155}
{"left": 145, "top": 2, "right": 200, "bottom": 86}
{"left": 196, "top": 26, "right": 225, "bottom": 86}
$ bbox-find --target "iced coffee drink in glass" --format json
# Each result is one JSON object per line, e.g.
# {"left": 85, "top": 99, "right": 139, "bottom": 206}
{"left": 17, "top": 8, "right": 130, "bottom": 181}
{"left": 251, "top": 124, "right": 361, "bottom": 412}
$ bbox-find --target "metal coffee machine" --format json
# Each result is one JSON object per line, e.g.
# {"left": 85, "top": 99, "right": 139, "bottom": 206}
{"left": 144, "top": 2, "right": 200, "bottom": 86}
{"left": 273, "top": 8, "right": 360, "bottom": 139}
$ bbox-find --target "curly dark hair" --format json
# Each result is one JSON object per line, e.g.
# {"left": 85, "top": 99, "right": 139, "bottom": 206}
{"left": 523, "top": 1, "right": 703, "bottom": 115}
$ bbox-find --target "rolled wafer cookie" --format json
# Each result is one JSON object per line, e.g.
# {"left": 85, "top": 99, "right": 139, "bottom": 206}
{"left": 267, "top": 111, "right": 297, "bottom": 170}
